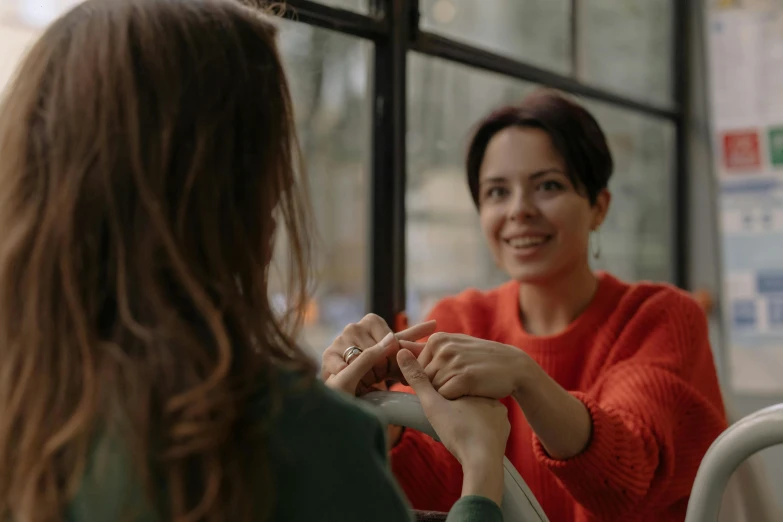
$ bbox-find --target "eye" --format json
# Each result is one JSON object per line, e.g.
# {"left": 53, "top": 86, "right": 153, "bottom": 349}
{"left": 484, "top": 186, "right": 509, "bottom": 200}
{"left": 539, "top": 180, "right": 564, "bottom": 192}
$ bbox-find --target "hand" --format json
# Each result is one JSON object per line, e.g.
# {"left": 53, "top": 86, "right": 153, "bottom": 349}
{"left": 324, "top": 333, "right": 396, "bottom": 396}
{"left": 397, "top": 349, "right": 509, "bottom": 506}
{"left": 321, "top": 314, "right": 436, "bottom": 391}
{"left": 401, "top": 333, "right": 533, "bottom": 400}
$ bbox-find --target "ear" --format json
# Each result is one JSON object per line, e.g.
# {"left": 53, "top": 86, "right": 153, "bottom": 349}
{"left": 590, "top": 189, "right": 611, "bottom": 231}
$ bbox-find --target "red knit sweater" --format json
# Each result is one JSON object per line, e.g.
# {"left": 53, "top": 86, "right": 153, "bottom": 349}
{"left": 390, "top": 272, "right": 728, "bottom": 521}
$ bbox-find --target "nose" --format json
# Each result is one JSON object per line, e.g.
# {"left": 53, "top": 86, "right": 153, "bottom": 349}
{"left": 508, "top": 189, "right": 538, "bottom": 222}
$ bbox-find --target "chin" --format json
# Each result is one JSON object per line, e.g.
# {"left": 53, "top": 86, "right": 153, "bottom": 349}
{"left": 504, "top": 263, "right": 559, "bottom": 285}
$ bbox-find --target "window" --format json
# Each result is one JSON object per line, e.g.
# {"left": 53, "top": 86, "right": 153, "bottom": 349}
{"left": 406, "top": 54, "right": 536, "bottom": 321}
{"left": 577, "top": 0, "right": 673, "bottom": 107}
{"left": 273, "top": 20, "right": 373, "bottom": 355}
{"left": 313, "top": 0, "right": 370, "bottom": 13}
{"left": 420, "top": 0, "right": 571, "bottom": 74}
{"left": 584, "top": 100, "right": 676, "bottom": 282}
{"left": 0, "top": 0, "right": 688, "bottom": 338}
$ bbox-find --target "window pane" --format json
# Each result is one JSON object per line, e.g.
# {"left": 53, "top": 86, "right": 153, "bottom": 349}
{"left": 582, "top": 100, "right": 675, "bottom": 283}
{"left": 578, "top": 0, "right": 673, "bottom": 106}
{"left": 313, "top": 0, "right": 370, "bottom": 13}
{"left": 269, "top": 22, "right": 374, "bottom": 356}
{"left": 407, "top": 54, "right": 536, "bottom": 321}
{"left": 420, "top": 0, "right": 571, "bottom": 75}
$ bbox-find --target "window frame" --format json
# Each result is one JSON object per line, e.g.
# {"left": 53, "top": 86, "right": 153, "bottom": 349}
{"left": 276, "top": 0, "right": 691, "bottom": 326}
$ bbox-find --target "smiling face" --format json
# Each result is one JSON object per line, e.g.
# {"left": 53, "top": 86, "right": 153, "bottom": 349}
{"left": 478, "top": 126, "right": 610, "bottom": 284}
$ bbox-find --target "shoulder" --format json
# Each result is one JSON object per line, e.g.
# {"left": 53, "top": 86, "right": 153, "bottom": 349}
{"left": 606, "top": 273, "right": 707, "bottom": 328}
{"left": 271, "top": 372, "right": 385, "bottom": 450}
{"left": 425, "top": 280, "right": 519, "bottom": 336}
{"left": 598, "top": 273, "right": 712, "bottom": 372}
{"left": 269, "top": 375, "right": 411, "bottom": 522}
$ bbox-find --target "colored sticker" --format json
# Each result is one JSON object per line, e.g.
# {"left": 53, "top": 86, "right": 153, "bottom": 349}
{"left": 769, "top": 127, "right": 783, "bottom": 167}
{"left": 723, "top": 130, "right": 762, "bottom": 170}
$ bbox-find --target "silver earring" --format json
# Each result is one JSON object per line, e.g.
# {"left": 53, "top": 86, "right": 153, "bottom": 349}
{"left": 591, "top": 230, "right": 601, "bottom": 260}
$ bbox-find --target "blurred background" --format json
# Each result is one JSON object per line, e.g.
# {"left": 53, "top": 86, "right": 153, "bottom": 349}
{"left": 0, "top": 0, "right": 677, "bottom": 351}
{"left": 1, "top": 0, "right": 782, "bottom": 514}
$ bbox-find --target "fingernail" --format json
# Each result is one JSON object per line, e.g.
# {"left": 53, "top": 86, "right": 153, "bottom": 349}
{"left": 381, "top": 332, "right": 394, "bottom": 345}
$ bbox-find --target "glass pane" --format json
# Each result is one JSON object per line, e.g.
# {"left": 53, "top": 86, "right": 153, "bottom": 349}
{"left": 420, "top": 0, "right": 572, "bottom": 75}
{"left": 578, "top": 0, "right": 673, "bottom": 106}
{"left": 582, "top": 100, "right": 675, "bottom": 283}
{"left": 313, "top": 0, "right": 370, "bottom": 13}
{"left": 407, "top": 54, "right": 536, "bottom": 321}
{"left": 275, "top": 21, "right": 372, "bottom": 356}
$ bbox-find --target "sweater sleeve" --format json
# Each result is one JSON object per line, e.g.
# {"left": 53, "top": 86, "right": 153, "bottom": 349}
{"left": 531, "top": 289, "right": 727, "bottom": 519}
{"left": 446, "top": 496, "right": 503, "bottom": 522}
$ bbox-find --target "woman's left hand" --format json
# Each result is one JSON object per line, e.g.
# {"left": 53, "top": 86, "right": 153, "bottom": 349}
{"left": 325, "top": 333, "right": 396, "bottom": 396}
{"left": 401, "top": 333, "right": 533, "bottom": 400}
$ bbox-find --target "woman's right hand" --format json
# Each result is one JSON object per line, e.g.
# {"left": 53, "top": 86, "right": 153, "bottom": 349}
{"left": 396, "top": 348, "right": 510, "bottom": 507}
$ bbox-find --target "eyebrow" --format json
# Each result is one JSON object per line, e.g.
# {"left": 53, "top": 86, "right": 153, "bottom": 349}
{"left": 479, "top": 168, "right": 566, "bottom": 185}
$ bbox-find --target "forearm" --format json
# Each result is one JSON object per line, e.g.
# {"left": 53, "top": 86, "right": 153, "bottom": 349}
{"left": 512, "top": 360, "right": 592, "bottom": 460}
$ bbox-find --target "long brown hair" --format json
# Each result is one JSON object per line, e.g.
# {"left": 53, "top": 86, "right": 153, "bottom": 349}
{"left": 0, "top": 0, "right": 314, "bottom": 520}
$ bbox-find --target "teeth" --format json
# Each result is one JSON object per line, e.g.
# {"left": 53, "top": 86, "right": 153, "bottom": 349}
{"left": 508, "top": 237, "right": 547, "bottom": 248}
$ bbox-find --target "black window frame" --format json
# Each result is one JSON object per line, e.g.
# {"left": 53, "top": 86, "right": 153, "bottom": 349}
{"left": 276, "top": 0, "right": 691, "bottom": 327}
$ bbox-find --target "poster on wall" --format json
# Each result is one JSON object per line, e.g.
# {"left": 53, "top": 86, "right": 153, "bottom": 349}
{"left": 707, "top": 4, "right": 783, "bottom": 393}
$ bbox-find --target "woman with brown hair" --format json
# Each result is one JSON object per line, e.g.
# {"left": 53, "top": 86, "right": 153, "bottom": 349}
{"left": 323, "top": 91, "right": 729, "bottom": 521}
{"left": 0, "top": 1, "right": 509, "bottom": 521}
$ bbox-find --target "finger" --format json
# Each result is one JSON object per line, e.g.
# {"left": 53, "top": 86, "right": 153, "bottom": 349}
{"left": 321, "top": 351, "right": 348, "bottom": 380}
{"left": 340, "top": 324, "right": 380, "bottom": 385}
{"left": 335, "top": 333, "right": 395, "bottom": 390}
{"left": 429, "top": 365, "right": 454, "bottom": 389}
{"left": 395, "top": 320, "right": 437, "bottom": 342}
{"left": 417, "top": 347, "right": 435, "bottom": 370}
{"left": 397, "top": 349, "right": 442, "bottom": 408}
{"left": 360, "top": 315, "right": 395, "bottom": 382}
{"left": 437, "top": 375, "right": 469, "bottom": 400}
{"left": 344, "top": 323, "right": 378, "bottom": 351}
{"left": 382, "top": 340, "right": 425, "bottom": 385}
{"left": 398, "top": 340, "right": 426, "bottom": 357}
{"left": 361, "top": 313, "right": 394, "bottom": 342}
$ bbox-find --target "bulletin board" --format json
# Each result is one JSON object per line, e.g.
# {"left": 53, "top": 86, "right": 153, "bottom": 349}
{"left": 706, "top": 0, "right": 783, "bottom": 393}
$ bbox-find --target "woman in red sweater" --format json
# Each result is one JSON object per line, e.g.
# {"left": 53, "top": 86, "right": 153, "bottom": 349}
{"left": 321, "top": 90, "right": 728, "bottom": 521}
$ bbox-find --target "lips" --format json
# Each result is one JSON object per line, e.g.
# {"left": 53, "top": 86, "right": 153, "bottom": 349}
{"left": 505, "top": 236, "right": 550, "bottom": 248}
{"left": 504, "top": 232, "right": 552, "bottom": 247}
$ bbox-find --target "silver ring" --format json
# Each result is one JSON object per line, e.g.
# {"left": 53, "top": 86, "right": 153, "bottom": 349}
{"left": 342, "top": 346, "right": 362, "bottom": 364}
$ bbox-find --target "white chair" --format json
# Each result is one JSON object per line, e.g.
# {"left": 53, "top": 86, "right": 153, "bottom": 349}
{"left": 686, "top": 403, "right": 783, "bottom": 522}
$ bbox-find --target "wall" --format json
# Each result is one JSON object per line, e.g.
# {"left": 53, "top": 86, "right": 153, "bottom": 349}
{"left": 688, "top": 0, "right": 783, "bottom": 516}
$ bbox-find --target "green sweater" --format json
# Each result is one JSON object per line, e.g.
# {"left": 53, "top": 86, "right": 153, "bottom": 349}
{"left": 67, "top": 376, "right": 502, "bottom": 522}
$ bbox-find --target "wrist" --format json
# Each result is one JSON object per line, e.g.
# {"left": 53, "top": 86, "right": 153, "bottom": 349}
{"left": 511, "top": 350, "right": 538, "bottom": 400}
{"left": 461, "top": 457, "right": 505, "bottom": 507}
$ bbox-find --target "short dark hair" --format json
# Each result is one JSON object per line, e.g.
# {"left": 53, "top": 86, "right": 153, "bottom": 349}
{"left": 466, "top": 89, "right": 613, "bottom": 206}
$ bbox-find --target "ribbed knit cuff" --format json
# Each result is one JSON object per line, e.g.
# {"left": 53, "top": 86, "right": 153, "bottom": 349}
{"left": 531, "top": 392, "right": 653, "bottom": 516}
{"left": 446, "top": 495, "right": 503, "bottom": 522}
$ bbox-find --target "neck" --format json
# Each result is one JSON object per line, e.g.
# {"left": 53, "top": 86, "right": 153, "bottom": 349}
{"left": 518, "top": 263, "right": 599, "bottom": 336}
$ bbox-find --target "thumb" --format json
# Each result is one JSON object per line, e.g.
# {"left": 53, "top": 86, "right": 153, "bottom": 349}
{"left": 397, "top": 349, "right": 440, "bottom": 406}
